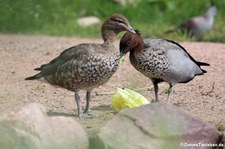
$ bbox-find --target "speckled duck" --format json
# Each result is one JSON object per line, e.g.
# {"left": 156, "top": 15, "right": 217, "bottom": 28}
{"left": 25, "top": 14, "right": 135, "bottom": 119}
{"left": 120, "top": 30, "right": 209, "bottom": 102}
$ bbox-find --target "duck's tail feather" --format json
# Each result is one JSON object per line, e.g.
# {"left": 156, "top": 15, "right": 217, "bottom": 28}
{"left": 25, "top": 73, "right": 42, "bottom": 80}
{"left": 197, "top": 61, "right": 210, "bottom": 66}
{"left": 197, "top": 61, "right": 210, "bottom": 74}
{"left": 201, "top": 69, "right": 207, "bottom": 73}
{"left": 34, "top": 67, "right": 41, "bottom": 71}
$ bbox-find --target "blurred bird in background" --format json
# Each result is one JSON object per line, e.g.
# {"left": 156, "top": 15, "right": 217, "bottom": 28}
{"left": 165, "top": 1, "right": 217, "bottom": 40}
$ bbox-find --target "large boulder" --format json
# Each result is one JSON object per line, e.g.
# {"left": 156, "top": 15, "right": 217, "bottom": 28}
{"left": 0, "top": 103, "right": 88, "bottom": 149}
{"left": 94, "top": 103, "right": 222, "bottom": 149}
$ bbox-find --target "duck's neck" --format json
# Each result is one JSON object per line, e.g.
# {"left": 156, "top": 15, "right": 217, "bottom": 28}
{"left": 102, "top": 29, "right": 118, "bottom": 45}
{"left": 135, "top": 38, "right": 146, "bottom": 53}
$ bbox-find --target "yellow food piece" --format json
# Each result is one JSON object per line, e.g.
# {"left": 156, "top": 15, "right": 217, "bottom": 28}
{"left": 119, "top": 56, "right": 126, "bottom": 64}
{"left": 111, "top": 88, "right": 150, "bottom": 111}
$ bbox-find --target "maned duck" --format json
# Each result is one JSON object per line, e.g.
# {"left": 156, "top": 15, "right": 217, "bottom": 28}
{"left": 165, "top": 2, "right": 217, "bottom": 40}
{"left": 25, "top": 14, "right": 135, "bottom": 119}
{"left": 120, "top": 30, "right": 209, "bottom": 102}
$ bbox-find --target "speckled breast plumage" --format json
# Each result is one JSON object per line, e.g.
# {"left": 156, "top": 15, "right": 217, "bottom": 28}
{"left": 130, "top": 47, "right": 170, "bottom": 82}
{"left": 51, "top": 54, "right": 119, "bottom": 92}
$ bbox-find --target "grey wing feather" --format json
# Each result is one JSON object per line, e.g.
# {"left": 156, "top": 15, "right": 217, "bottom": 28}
{"left": 143, "top": 38, "right": 209, "bottom": 72}
{"left": 164, "top": 39, "right": 209, "bottom": 67}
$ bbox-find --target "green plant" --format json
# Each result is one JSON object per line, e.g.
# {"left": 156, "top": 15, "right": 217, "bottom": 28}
{"left": 0, "top": 0, "right": 225, "bottom": 42}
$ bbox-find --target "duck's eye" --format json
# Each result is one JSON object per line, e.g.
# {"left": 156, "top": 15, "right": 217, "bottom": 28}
{"left": 127, "top": 41, "right": 131, "bottom": 46}
{"left": 118, "top": 20, "right": 123, "bottom": 24}
{"left": 113, "top": 18, "right": 125, "bottom": 24}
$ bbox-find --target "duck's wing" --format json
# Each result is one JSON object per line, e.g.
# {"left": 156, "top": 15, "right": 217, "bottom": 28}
{"left": 143, "top": 38, "right": 209, "bottom": 75}
{"left": 34, "top": 46, "right": 76, "bottom": 71}
{"left": 164, "top": 39, "right": 209, "bottom": 68}
{"left": 27, "top": 44, "right": 101, "bottom": 79}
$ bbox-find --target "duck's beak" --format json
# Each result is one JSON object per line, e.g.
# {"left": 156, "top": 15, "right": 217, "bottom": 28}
{"left": 127, "top": 24, "right": 136, "bottom": 34}
{"left": 120, "top": 50, "right": 128, "bottom": 57}
{"left": 115, "top": 52, "right": 125, "bottom": 62}
{"left": 120, "top": 50, "right": 126, "bottom": 57}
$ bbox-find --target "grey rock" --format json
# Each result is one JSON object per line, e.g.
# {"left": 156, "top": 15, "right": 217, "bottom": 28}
{"left": 77, "top": 16, "right": 101, "bottom": 27}
{"left": 95, "top": 103, "right": 222, "bottom": 149}
{"left": 112, "top": 0, "right": 140, "bottom": 6}
{"left": 0, "top": 103, "right": 88, "bottom": 149}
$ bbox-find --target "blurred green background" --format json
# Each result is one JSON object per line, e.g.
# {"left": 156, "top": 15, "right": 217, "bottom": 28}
{"left": 0, "top": 0, "right": 224, "bottom": 42}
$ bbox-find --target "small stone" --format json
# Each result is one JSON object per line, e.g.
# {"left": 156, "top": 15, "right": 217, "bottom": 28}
{"left": 77, "top": 16, "right": 101, "bottom": 27}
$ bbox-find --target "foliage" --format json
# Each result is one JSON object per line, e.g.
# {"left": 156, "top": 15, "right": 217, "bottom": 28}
{"left": 0, "top": 0, "right": 225, "bottom": 42}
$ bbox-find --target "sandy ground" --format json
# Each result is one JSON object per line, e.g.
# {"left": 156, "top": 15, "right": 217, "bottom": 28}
{"left": 0, "top": 34, "right": 224, "bottom": 136}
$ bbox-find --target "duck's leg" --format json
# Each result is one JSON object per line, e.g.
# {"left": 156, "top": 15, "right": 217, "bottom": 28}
{"left": 75, "top": 92, "right": 83, "bottom": 118}
{"left": 83, "top": 91, "right": 94, "bottom": 118}
{"left": 167, "top": 85, "right": 173, "bottom": 102}
{"left": 152, "top": 82, "right": 159, "bottom": 102}
{"left": 84, "top": 91, "right": 91, "bottom": 113}
{"left": 75, "top": 91, "right": 94, "bottom": 119}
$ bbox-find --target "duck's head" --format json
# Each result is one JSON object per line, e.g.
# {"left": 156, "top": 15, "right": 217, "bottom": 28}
{"left": 102, "top": 14, "right": 135, "bottom": 41}
{"left": 120, "top": 29, "right": 145, "bottom": 56}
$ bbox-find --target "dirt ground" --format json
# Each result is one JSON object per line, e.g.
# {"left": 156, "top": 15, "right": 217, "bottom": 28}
{"left": 0, "top": 34, "right": 225, "bottom": 136}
